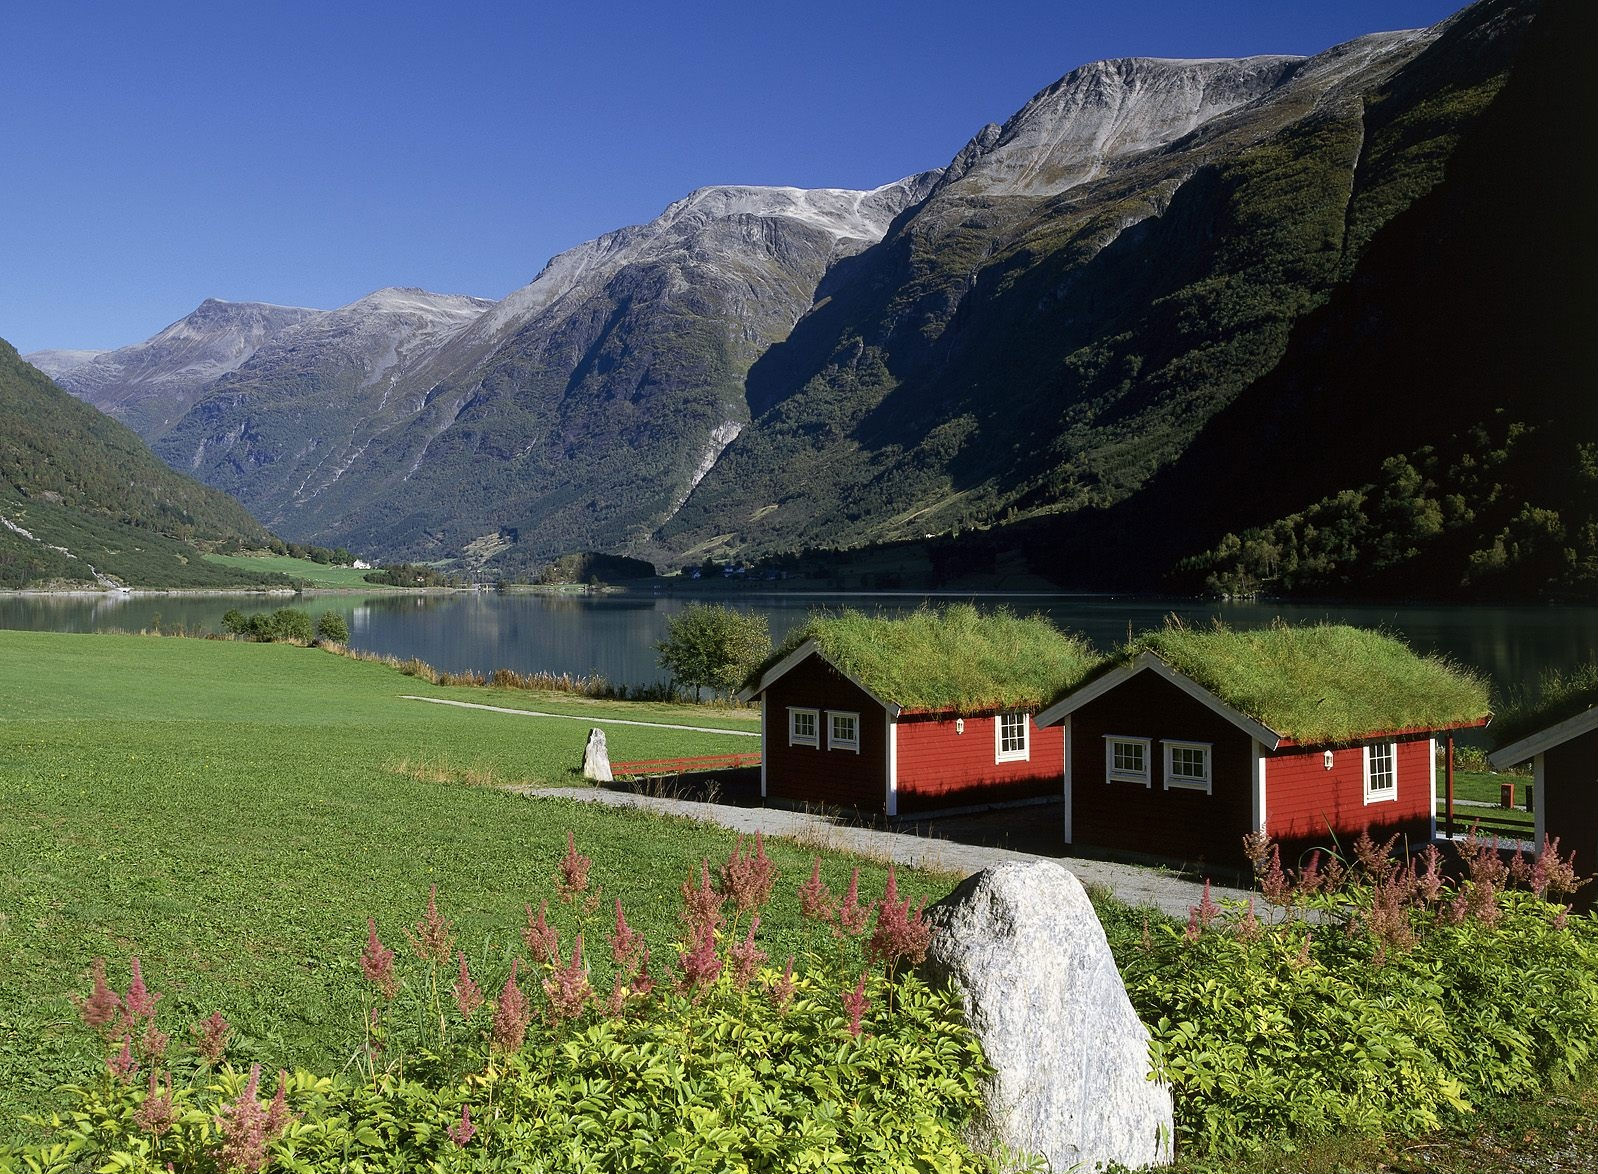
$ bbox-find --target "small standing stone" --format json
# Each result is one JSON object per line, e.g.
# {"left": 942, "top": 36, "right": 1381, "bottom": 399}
{"left": 922, "top": 860, "right": 1174, "bottom": 1171}
{"left": 581, "top": 727, "right": 612, "bottom": 782}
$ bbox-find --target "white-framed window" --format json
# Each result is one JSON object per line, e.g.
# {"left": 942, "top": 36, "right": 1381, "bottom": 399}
{"left": 827, "top": 710, "right": 860, "bottom": 753}
{"left": 1363, "top": 742, "right": 1397, "bottom": 804}
{"left": 1105, "top": 736, "right": 1152, "bottom": 787}
{"left": 1163, "top": 740, "right": 1213, "bottom": 793}
{"left": 788, "top": 707, "right": 819, "bottom": 748}
{"left": 995, "top": 712, "right": 1030, "bottom": 762}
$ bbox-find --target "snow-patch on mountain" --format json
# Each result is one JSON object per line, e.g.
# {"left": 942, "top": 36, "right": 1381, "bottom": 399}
{"left": 24, "top": 348, "right": 107, "bottom": 378}
{"left": 29, "top": 299, "right": 322, "bottom": 438}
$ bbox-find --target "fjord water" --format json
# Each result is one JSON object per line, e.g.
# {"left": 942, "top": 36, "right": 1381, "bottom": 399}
{"left": 1, "top": 592, "right": 1593, "bottom": 704}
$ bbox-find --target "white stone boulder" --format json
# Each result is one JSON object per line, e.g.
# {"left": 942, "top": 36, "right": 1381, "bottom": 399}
{"left": 581, "top": 727, "right": 613, "bottom": 782}
{"left": 922, "top": 860, "right": 1173, "bottom": 1172}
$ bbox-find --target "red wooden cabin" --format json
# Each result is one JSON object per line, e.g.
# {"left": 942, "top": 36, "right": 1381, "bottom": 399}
{"left": 1490, "top": 704, "right": 1598, "bottom": 898}
{"left": 737, "top": 608, "right": 1095, "bottom": 819}
{"left": 1035, "top": 647, "right": 1490, "bottom": 872}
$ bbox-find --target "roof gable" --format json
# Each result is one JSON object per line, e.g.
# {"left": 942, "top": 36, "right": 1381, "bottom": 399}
{"left": 1488, "top": 705, "right": 1598, "bottom": 770}
{"left": 735, "top": 639, "right": 900, "bottom": 715}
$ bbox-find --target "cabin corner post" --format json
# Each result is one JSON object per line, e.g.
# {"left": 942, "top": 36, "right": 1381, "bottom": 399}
{"left": 1250, "top": 739, "right": 1267, "bottom": 833}
{"left": 1063, "top": 716, "right": 1073, "bottom": 845}
{"left": 1428, "top": 736, "right": 1438, "bottom": 845}
{"left": 760, "top": 693, "right": 768, "bottom": 799}
{"left": 1533, "top": 752, "right": 1545, "bottom": 849}
{"left": 1444, "top": 733, "right": 1455, "bottom": 840}
{"left": 885, "top": 711, "right": 898, "bottom": 819}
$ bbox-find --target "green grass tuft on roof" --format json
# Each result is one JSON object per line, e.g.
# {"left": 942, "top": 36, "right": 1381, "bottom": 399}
{"left": 1126, "top": 620, "right": 1491, "bottom": 745}
{"left": 752, "top": 604, "right": 1099, "bottom": 713}
{"left": 1492, "top": 661, "right": 1598, "bottom": 751}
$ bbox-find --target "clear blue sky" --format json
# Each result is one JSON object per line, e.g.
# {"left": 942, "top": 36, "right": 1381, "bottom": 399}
{"left": 2, "top": 0, "right": 1467, "bottom": 353}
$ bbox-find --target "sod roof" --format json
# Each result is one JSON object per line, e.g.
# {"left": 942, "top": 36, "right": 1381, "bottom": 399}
{"left": 1490, "top": 661, "right": 1598, "bottom": 751}
{"left": 746, "top": 604, "right": 1099, "bottom": 713}
{"left": 1120, "top": 622, "right": 1492, "bottom": 746}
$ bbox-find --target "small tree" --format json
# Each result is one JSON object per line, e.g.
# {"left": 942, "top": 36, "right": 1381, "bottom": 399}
{"left": 316, "top": 611, "right": 350, "bottom": 644}
{"left": 221, "top": 609, "right": 249, "bottom": 637}
{"left": 656, "top": 604, "right": 770, "bottom": 701}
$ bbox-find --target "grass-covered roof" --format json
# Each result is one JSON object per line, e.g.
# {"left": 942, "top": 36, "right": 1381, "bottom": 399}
{"left": 751, "top": 604, "right": 1099, "bottom": 713}
{"left": 1491, "top": 661, "right": 1598, "bottom": 750}
{"left": 1125, "top": 621, "right": 1491, "bottom": 746}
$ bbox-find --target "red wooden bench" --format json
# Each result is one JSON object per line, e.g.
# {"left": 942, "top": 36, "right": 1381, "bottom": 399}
{"left": 611, "top": 752, "right": 762, "bottom": 779}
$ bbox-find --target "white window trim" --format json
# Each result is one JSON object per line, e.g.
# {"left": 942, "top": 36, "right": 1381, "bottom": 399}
{"left": 827, "top": 709, "right": 860, "bottom": 753}
{"left": 788, "top": 706, "right": 819, "bottom": 749}
{"left": 1363, "top": 742, "right": 1398, "bottom": 805}
{"left": 995, "top": 712, "right": 1030, "bottom": 763}
{"left": 1162, "top": 740, "right": 1213, "bottom": 794}
{"left": 1105, "top": 735, "right": 1152, "bottom": 787}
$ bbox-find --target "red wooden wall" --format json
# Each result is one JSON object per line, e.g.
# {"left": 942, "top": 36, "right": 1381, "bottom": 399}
{"left": 1067, "top": 671, "right": 1256, "bottom": 871}
{"left": 896, "top": 713, "right": 1062, "bottom": 815}
{"left": 1266, "top": 736, "right": 1433, "bottom": 864}
{"left": 762, "top": 653, "right": 888, "bottom": 813}
{"left": 1543, "top": 728, "right": 1598, "bottom": 893}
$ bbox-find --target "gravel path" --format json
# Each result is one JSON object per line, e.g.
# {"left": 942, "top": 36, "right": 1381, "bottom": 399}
{"left": 509, "top": 785, "right": 1256, "bottom": 920}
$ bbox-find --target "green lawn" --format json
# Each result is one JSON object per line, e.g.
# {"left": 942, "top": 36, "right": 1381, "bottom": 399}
{"left": 0, "top": 630, "right": 931, "bottom": 1135}
{"left": 200, "top": 552, "right": 389, "bottom": 588}
{"left": 1436, "top": 768, "right": 1535, "bottom": 834}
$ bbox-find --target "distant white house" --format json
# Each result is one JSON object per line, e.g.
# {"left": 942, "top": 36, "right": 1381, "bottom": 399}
{"left": 352, "top": 559, "right": 372, "bottom": 569}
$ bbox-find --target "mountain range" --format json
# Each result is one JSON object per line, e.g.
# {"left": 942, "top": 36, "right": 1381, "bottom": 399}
{"left": 27, "top": 0, "right": 1594, "bottom": 597}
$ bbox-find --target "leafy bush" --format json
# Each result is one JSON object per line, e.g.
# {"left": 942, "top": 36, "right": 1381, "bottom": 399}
{"left": 314, "top": 611, "right": 348, "bottom": 644}
{"left": 1106, "top": 830, "right": 1598, "bottom": 1162}
{"left": 5, "top": 834, "right": 994, "bottom": 1172}
{"left": 219, "top": 608, "right": 316, "bottom": 644}
{"left": 657, "top": 604, "right": 771, "bottom": 701}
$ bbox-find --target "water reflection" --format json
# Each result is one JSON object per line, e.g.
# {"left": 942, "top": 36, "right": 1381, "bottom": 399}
{"left": 1, "top": 590, "right": 1594, "bottom": 704}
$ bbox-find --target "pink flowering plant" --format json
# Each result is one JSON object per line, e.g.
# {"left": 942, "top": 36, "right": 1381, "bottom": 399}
{"left": 1104, "top": 825, "right": 1598, "bottom": 1160}
{"left": 11, "top": 832, "right": 989, "bottom": 1172}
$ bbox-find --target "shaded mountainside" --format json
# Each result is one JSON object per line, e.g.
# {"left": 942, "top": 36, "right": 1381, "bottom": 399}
{"left": 28, "top": 299, "right": 322, "bottom": 439}
{"left": 658, "top": 0, "right": 1547, "bottom": 567}
{"left": 0, "top": 341, "right": 286, "bottom": 589}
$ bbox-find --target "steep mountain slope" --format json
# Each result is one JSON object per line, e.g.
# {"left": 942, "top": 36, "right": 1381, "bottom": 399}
{"left": 154, "top": 178, "right": 936, "bottom": 570}
{"left": 658, "top": 0, "right": 1537, "bottom": 562}
{"left": 0, "top": 340, "right": 285, "bottom": 588}
{"left": 154, "top": 288, "right": 493, "bottom": 529}
{"left": 28, "top": 299, "right": 321, "bottom": 438}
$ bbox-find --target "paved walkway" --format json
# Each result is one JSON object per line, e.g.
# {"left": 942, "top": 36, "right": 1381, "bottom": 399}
{"left": 509, "top": 785, "right": 1258, "bottom": 919}
{"left": 402, "top": 695, "right": 759, "bottom": 737}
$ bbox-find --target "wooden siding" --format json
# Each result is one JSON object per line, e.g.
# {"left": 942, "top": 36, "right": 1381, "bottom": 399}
{"left": 1068, "top": 670, "right": 1256, "bottom": 870}
{"left": 896, "top": 713, "right": 1062, "bottom": 814}
{"left": 762, "top": 651, "right": 889, "bottom": 814}
{"left": 1266, "top": 737, "right": 1434, "bottom": 862}
{"left": 1543, "top": 728, "right": 1598, "bottom": 896}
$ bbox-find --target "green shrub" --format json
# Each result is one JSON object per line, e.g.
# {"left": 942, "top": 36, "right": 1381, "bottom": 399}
{"left": 234, "top": 607, "right": 314, "bottom": 644}
{"left": 314, "top": 611, "right": 349, "bottom": 644}
{"left": 1105, "top": 832, "right": 1598, "bottom": 1162}
{"left": 220, "top": 608, "right": 248, "bottom": 636}
{"left": 6, "top": 835, "right": 993, "bottom": 1172}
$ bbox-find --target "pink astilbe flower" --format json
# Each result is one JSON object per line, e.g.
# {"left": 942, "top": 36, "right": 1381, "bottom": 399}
{"left": 1367, "top": 875, "right": 1417, "bottom": 955}
{"left": 192, "top": 1011, "right": 231, "bottom": 1065}
{"left": 1554, "top": 906, "right": 1570, "bottom": 931}
{"left": 452, "top": 952, "right": 483, "bottom": 1020}
{"left": 770, "top": 955, "right": 797, "bottom": 1012}
{"left": 140, "top": 1019, "right": 171, "bottom": 1063}
{"left": 405, "top": 885, "right": 456, "bottom": 965}
{"left": 1352, "top": 830, "right": 1401, "bottom": 885}
{"left": 134, "top": 1069, "right": 177, "bottom": 1137}
{"left": 727, "top": 916, "right": 767, "bottom": 990}
{"left": 543, "top": 934, "right": 592, "bottom": 1022}
{"left": 122, "top": 956, "right": 161, "bottom": 1024}
{"left": 1535, "top": 835, "right": 1586, "bottom": 901}
{"left": 1231, "top": 897, "right": 1262, "bottom": 943}
{"left": 719, "top": 833, "right": 779, "bottom": 913}
{"left": 1294, "top": 852, "right": 1324, "bottom": 898}
{"left": 841, "top": 974, "right": 869, "bottom": 1039}
{"left": 263, "top": 1070, "right": 295, "bottom": 1137}
{"left": 1188, "top": 879, "right": 1222, "bottom": 932}
{"left": 360, "top": 918, "right": 398, "bottom": 998}
{"left": 491, "top": 959, "right": 530, "bottom": 1053}
{"left": 555, "top": 831, "right": 592, "bottom": 902}
{"left": 677, "top": 926, "right": 723, "bottom": 996}
{"left": 866, "top": 866, "right": 932, "bottom": 968}
{"left": 522, "top": 900, "right": 560, "bottom": 965}
{"left": 680, "top": 859, "right": 725, "bottom": 937}
{"left": 836, "top": 868, "right": 870, "bottom": 937}
{"left": 609, "top": 898, "right": 644, "bottom": 970}
{"left": 107, "top": 1036, "right": 137, "bottom": 1083}
{"left": 1183, "top": 907, "right": 1202, "bottom": 944}
{"left": 1260, "top": 845, "right": 1291, "bottom": 906}
{"left": 448, "top": 1103, "right": 477, "bottom": 1147}
{"left": 1296, "top": 931, "right": 1314, "bottom": 967}
{"left": 630, "top": 946, "right": 656, "bottom": 1000}
{"left": 604, "top": 978, "right": 630, "bottom": 1017}
{"left": 1413, "top": 845, "right": 1446, "bottom": 905}
{"left": 78, "top": 957, "right": 121, "bottom": 1036}
{"left": 216, "top": 1063, "right": 274, "bottom": 1174}
{"left": 798, "top": 857, "right": 835, "bottom": 922}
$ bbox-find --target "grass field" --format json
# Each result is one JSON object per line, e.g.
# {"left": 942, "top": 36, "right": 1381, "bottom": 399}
{"left": 200, "top": 552, "right": 388, "bottom": 588}
{"left": 0, "top": 630, "right": 941, "bottom": 1135}
{"left": 1436, "top": 768, "right": 1536, "bottom": 835}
